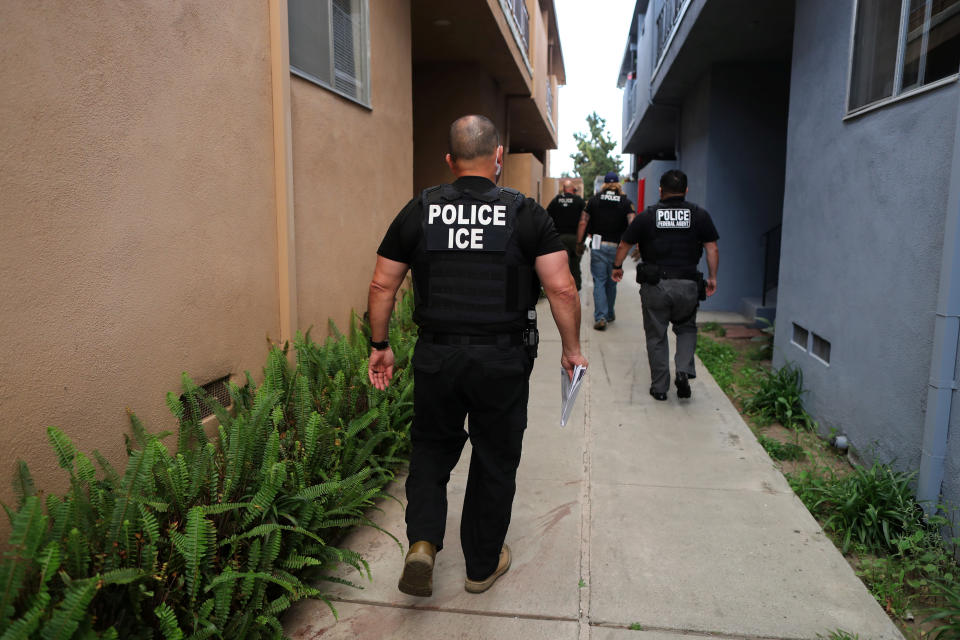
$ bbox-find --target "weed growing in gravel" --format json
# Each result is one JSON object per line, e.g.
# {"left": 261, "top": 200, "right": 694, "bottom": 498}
{"left": 925, "top": 579, "right": 960, "bottom": 638}
{"left": 694, "top": 334, "right": 736, "bottom": 392}
{"left": 757, "top": 434, "right": 805, "bottom": 460}
{"left": 743, "top": 363, "right": 816, "bottom": 431}
{"left": 700, "top": 321, "right": 726, "bottom": 336}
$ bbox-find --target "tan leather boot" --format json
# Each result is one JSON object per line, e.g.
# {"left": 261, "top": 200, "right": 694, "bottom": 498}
{"left": 464, "top": 544, "right": 511, "bottom": 594}
{"left": 398, "top": 541, "right": 437, "bottom": 597}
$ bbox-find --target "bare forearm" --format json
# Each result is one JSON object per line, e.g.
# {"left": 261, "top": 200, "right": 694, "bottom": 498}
{"left": 614, "top": 241, "right": 632, "bottom": 266}
{"left": 706, "top": 245, "right": 719, "bottom": 279}
{"left": 545, "top": 283, "right": 581, "bottom": 356}
{"left": 367, "top": 284, "right": 396, "bottom": 342}
{"left": 576, "top": 219, "right": 588, "bottom": 244}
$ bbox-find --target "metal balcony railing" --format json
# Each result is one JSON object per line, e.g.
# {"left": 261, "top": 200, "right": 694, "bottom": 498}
{"left": 655, "top": 0, "right": 689, "bottom": 66}
{"left": 507, "top": 0, "right": 530, "bottom": 51}
{"left": 623, "top": 76, "right": 637, "bottom": 132}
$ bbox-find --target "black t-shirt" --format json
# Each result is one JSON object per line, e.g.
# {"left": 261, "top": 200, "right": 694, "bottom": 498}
{"left": 622, "top": 196, "right": 719, "bottom": 266}
{"left": 584, "top": 190, "right": 634, "bottom": 242}
{"left": 377, "top": 176, "right": 565, "bottom": 264}
{"left": 546, "top": 193, "right": 585, "bottom": 235}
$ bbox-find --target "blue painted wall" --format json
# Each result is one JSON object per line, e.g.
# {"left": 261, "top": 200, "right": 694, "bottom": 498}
{"left": 669, "top": 64, "right": 790, "bottom": 311}
{"left": 774, "top": 0, "right": 957, "bottom": 486}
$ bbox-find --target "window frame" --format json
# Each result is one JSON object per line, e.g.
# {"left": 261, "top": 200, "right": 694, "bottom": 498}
{"left": 845, "top": 0, "right": 960, "bottom": 118}
{"left": 290, "top": 0, "right": 372, "bottom": 110}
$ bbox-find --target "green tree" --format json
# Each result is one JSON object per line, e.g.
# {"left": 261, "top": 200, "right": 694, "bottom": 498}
{"left": 570, "top": 112, "right": 623, "bottom": 197}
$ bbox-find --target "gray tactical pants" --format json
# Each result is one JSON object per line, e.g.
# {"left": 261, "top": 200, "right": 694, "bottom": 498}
{"left": 639, "top": 278, "right": 700, "bottom": 394}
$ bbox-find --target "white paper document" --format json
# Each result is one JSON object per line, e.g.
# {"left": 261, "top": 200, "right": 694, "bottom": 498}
{"left": 590, "top": 234, "right": 602, "bottom": 250}
{"left": 560, "top": 365, "right": 587, "bottom": 427}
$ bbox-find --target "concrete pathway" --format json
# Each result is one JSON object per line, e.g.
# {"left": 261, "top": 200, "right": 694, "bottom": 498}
{"left": 284, "top": 261, "right": 904, "bottom": 639}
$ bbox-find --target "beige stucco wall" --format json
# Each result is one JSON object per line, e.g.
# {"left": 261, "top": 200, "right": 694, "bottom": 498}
{"left": 0, "top": 3, "right": 279, "bottom": 517}
{"left": 413, "top": 64, "right": 508, "bottom": 193}
{"left": 502, "top": 152, "right": 544, "bottom": 202}
{"left": 291, "top": 0, "right": 413, "bottom": 334}
{"left": 542, "top": 177, "right": 559, "bottom": 206}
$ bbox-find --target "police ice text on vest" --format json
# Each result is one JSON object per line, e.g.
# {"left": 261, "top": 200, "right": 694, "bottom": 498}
{"left": 656, "top": 208, "right": 691, "bottom": 229}
{"left": 428, "top": 203, "right": 507, "bottom": 249}
{"left": 600, "top": 192, "right": 620, "bottom": 202}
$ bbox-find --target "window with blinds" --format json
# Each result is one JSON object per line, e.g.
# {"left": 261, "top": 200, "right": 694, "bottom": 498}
{"left": 289, "top": 0, "right": 370, "bottom": 107}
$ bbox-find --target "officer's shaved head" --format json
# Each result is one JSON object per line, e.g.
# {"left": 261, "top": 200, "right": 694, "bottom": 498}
{"left": 448, "top": 115, "right": 501, "bottom": 161}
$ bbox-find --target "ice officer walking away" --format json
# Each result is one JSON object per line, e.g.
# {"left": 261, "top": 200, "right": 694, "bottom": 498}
{"left": 577, "top": 171, "right": 635, "bottom": 330}
{"left": 612, "top": 169, "right": 719, "bottom": 400}
{"left": 367, "top": 115, "right": 588, "bottom": 598}
{"left": 545, "top": 179, "right": 586, "bottom": 290}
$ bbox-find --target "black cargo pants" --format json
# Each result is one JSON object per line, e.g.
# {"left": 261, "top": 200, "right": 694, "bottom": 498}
{"left": 405, "top": 340, "right": 532, "bottom": 581}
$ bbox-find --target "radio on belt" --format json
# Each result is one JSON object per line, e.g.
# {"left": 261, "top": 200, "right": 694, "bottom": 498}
{"left": 523, "top": 308, "right": 539, "bottom": 359}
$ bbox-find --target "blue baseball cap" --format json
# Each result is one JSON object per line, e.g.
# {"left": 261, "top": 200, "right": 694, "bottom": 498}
{"left": 604, "top": 171, "right": 619, "bottom": 183}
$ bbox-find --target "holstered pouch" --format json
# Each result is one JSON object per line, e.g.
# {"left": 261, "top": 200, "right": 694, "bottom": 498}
{"left": 636, "top": 263, "right": 661, "bottom": 286}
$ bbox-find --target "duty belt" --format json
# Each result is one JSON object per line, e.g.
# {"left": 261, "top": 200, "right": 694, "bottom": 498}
{"left": 658, "top": 266, "right": 700, "bottom": 280}
{"left": 418, "top": 331, "right": 524, "bottom": 346}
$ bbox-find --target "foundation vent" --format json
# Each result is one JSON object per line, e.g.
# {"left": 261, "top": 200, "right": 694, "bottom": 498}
{"left": 182, "top": 375, "right": 232, "bottom": 422}
{"left": 792, "top": 323, "right": 809, "bottom": 350}
{"left": 812, "top": 334, "right": 831, "bottom": 365}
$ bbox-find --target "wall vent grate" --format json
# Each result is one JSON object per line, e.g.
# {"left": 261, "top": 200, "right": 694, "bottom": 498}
{"left": 812, "top": 334, "right": 831, "bottom": 364}
{"left": 182, "top": 375, "right": 232, "bottom": 422}
{"left": 792, "top": 323, "right": 809, "bottom": 350}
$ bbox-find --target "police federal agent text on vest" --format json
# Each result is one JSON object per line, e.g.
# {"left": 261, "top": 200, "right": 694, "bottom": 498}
{"left": 366, "top": 114, "right": 587, "bottom": 600}
{"left": 612, "top": 169, "right": 719, "bottom": 401}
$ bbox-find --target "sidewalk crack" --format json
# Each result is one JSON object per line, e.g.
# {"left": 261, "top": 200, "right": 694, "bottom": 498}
{"left": 578, "top": 338, "right": 594, "bottom": 640}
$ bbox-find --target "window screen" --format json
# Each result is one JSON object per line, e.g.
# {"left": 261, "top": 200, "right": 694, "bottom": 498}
{"left": 289, "top": 0, "right": 369, "bottom": 106}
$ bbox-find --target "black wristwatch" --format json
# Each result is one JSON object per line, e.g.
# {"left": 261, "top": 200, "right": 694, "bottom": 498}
{"left": 369, "top": 338, "right": 390, "bottom": 350}
{"left": 612, "top": 263, "right": 623, "bottom": 270}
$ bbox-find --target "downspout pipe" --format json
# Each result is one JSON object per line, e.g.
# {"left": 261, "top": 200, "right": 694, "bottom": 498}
{"left": 917, "top": 94, "right": 960, "bottom": 514}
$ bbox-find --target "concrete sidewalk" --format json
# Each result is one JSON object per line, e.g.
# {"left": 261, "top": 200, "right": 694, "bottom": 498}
{"left": 285, "top": 266, "right": 904, "bottom": 639}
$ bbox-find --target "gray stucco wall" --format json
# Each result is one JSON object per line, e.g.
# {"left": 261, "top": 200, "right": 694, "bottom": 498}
{"left": 701, "top": 64, "right": 790, "bottom": 311}
{"left": 680, "top": 73, "right": 712, "bottom": 204}
{"left": 774, "top": 0, "right": 956, "bottom": 482}
{"left": 673, "top": 65, "right": 790, "bottom": 312}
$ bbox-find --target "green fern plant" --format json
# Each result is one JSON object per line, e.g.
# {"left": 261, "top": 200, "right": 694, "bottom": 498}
{"left": 0, "top": 290, "right": 417, "bottom": 639}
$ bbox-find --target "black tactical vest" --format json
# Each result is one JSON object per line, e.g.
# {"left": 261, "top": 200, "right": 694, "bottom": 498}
{"left": 590, "top": 190, "right": 629, "bottom": 242}
{"left": 412, "top": 184, "right": 536, "bottom": 333}
{"left": 642, "top": 199, "right": 703, "bottom": 267}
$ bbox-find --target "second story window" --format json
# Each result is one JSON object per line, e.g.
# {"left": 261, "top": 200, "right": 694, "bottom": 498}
{"left": 507, "top": 0, "right": 530, "bottom": 50}
{"left": 848, "top": 0, "right": 960, "bottom": 112}
{"left": 289, "top": 0, "right": 370, "bottom": 107}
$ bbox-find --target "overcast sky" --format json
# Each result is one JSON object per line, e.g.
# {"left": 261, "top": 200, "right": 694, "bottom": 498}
{"left": 548, "top": 0, "right": 637, "bottom": 177}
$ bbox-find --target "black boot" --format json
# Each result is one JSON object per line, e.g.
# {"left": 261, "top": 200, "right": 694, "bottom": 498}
{"left": 675, "top": 372, "right": 691, "bottom": 399}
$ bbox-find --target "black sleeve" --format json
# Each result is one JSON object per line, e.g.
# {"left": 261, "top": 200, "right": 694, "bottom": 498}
{"left": 624, "top": 196, "right": 636, "bottom": 213}
{"left": 575, "top": 195, "right": 586, "bottom": 211}
{"left": 696, "top": 208, "right": 720, "bottom": 243}
{"left": 545, "top": 195, "right": 559, "bottom": 219}
{"left": 520, "top": 199, "right": 565, "bottom": 257}
{"left": 584, "top": 195, "right": 597, "bottom": 214}
{"left": 376, "top": 197, "right": 421, "bottom": 263}
{"left": 621, "top": 213, "right": 646, "bottom": 245}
